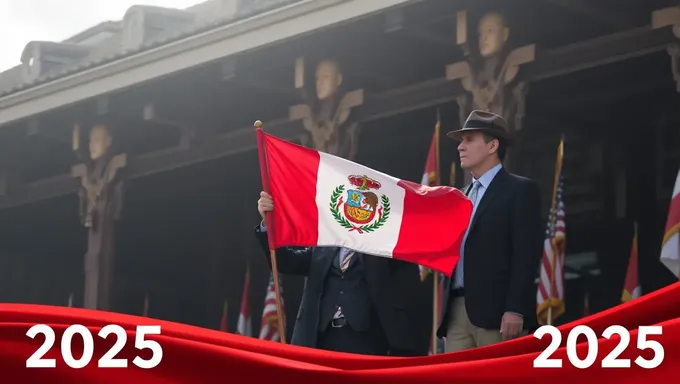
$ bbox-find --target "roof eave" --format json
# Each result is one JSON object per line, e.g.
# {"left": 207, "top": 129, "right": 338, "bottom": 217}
{"left": 0, "top": 0, "right": 416, "bottom": 127}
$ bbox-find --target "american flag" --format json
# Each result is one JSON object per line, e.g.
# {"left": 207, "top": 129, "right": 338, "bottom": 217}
{"left": 259, "top": 272, "right": 285, "bottom": 341}
{"left": 536, "top": 172, "right": 566, "bottom": 325}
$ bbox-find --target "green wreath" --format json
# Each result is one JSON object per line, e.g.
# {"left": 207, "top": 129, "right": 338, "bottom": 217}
{"left": 329, "top": 185, "right": 390, "bottom": 233}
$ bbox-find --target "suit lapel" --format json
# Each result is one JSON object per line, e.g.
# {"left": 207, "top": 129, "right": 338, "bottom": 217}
{"left": 318, "top": 247, "right": 339, "bottom": 275}
{"left": 468, "top": 168, "right": 508, "bottom": 231}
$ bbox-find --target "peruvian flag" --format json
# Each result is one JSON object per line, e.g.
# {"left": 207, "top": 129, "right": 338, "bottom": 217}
{"left": 256, "top": 129, "right": 473, "bottom": 275}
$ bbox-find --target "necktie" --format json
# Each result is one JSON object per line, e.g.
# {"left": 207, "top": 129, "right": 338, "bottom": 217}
{"left": 468, "top": 181, "right": 480, "bottom": 206}
{"left": 339, "top": 250, "right": 355, "bottom": 273}
{"left": 453, "top": 181, "right": 481, "bottom": 289}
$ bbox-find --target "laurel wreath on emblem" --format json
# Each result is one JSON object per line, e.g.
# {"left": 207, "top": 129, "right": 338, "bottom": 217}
{"left": 329, "top": 185, "right": 390, "bottom": 233}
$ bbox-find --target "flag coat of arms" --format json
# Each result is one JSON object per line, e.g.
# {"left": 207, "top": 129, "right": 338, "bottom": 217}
{"left": 257, "top": 130, "right": 473, "bottom": 275}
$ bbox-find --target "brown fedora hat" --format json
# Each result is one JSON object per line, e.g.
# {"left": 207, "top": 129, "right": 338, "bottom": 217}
{"left": 446, "top": 110, "right": 511, "bottom": 143}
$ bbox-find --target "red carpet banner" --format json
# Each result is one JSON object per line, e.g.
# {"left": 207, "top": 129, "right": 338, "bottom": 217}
{"left": 2, "top": 282, "right": 680, "bottom": 383}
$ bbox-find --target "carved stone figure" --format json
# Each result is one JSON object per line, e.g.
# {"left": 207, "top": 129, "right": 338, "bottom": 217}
{"left": 447, "top": 12, "right": 534, "bottom": 134}
{"left": 289, "top": 59, "right": 364, "bottom": 159}
{"left": 72, "top": 123, "right": 126, "bottom": 310}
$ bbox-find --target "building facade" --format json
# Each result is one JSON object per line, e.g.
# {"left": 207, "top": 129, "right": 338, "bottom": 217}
{"left": 0, "top": 0, "right": 678, "bottom": 347}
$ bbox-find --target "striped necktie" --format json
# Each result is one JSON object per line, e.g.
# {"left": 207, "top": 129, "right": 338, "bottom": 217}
{"left": 339, "top": 251, "right": 355, "bottom": 273}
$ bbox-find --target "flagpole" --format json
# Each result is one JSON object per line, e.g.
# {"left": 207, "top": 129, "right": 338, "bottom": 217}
{"left": 254, "top": 120, "right": 287, "bottom": 344}
{"left": 547, "top": 135, "right": 565, "bottom": 325}
{"left": 428, "top": 111, "right": 442, "bottom": 354}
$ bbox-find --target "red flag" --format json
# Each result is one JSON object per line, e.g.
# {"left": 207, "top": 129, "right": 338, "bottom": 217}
{"left": 256, "top": 130, "right": 472, "bottom": 275}
{"left": 237, "top": 266, "right": 252, "bottom": 336}
{"left": 622, "top": 223, "right": 640, "bottom": 302}
{"left": 220, "top": 300, "right": 228, "bottom": 332}
{"left": 419, "top": 117, "right": 440, "bottom": 282}
{"left": 660, "top": 169, "right": 680, "bottom": 278}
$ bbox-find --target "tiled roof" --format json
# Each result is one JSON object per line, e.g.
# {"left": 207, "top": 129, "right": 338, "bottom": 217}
{"left": 0, "top": 0, "right": 301, "bottom": 98}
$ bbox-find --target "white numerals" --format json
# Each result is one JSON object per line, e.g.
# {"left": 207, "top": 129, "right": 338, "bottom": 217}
{"left": 25, "top": 324, "right": 163, "bottom": 369}
{"left": 533, "top": 325, "right": 664, "bottom": 369}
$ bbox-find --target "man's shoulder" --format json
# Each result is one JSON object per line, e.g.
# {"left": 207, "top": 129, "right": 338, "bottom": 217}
{"left": 504, "top": 171, "right": 538, "bottom": 189}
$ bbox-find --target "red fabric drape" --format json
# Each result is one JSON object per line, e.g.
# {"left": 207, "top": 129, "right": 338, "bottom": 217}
{"left": 2, "top": 281, "right": 680, "bottom": 383}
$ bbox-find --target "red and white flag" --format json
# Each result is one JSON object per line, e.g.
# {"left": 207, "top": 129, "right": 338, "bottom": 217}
{"left": 660, "top": 169, "right": 680, "bottom": 278}
{"left": 237, "top": 266, "right": 252, "bottom": 337}
{"left": 259, "top": 273, "right": 284, "bottom": 342}
{"left": 257, "top": 130, "right": 472, "bottom": 275}
{"left": 622, "top": 223, "right": 640, "bottom": 302}
{"left": 419, "top": 119, "right": 440, "bottom": 281}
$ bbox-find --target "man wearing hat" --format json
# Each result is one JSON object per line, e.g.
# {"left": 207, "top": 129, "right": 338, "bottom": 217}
{"left": 437, "top": 110, "right": 543, "bottom": 351}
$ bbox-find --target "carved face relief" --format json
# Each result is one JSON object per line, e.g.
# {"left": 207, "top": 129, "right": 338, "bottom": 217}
{"left": 89, "top": 125, "right": 112, "bottom": 161}
{"left": 315, "top": 60, "right": 343, "bottom": 101}
{"left": 478, "top": 13, "right": 509, "bottom": 58}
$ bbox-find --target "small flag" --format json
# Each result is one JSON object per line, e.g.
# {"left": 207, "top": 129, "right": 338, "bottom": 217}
{"left": 418, "top": 114, "right": 441, "bottom": 282}
{"left": 237, "top": 266, "right": 252, "bottom": 337}
{"left": 622, "top": 223, "right": 641, "bottom": 302}
{"left": 660, "top": 169, "right": 680, "bottom": 278}
{"left": 537, "top": 139, "right": 566, "bottom": 325}
{"left": 259, "top": 272, "right": 285, "bottom": 342}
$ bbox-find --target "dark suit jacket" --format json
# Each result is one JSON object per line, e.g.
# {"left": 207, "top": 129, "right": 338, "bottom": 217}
{"left": 437, "top": 168, "right": 543, "bottom": 337}
{"left": 255, "top": 226, "right": 423, "bottom": 355}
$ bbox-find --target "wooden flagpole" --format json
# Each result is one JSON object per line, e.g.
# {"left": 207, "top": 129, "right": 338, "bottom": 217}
{"left": 546, "top": 135, "right": 565, "bottom": 325}
{"left": 254, "top": 120, "right": 287, "bottom": 344}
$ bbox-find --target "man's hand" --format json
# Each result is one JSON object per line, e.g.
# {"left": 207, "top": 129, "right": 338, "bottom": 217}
{"left": 500, "top": 312, "right": 523, "bottom": 341}
{"left": 257, "top": 191, "right": 274, "bottom": 226}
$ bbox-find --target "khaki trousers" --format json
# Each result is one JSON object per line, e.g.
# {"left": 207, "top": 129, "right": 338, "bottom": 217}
{"left": 445, "top": 297, "right": 525, "bottom": 352}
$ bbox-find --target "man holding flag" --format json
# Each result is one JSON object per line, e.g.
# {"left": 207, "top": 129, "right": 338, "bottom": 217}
{"left": 437, "top": 111, "right": 543, "bottom": 351}
{"left": 256, "top": 194, "right": 423, "bottom": 355}
{"left": 253, "top": 121, "right": 473, "bottom": 356}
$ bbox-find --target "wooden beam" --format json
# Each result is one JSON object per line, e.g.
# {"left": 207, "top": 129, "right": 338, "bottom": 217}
{"left": 526, "top": 25, "right": 677, "bottom": 81}
{"left": 0, "top": 21, "right": 677, "bottom": 211}
{"left": 544, "top": 0, "right": 632, "bottom": 29}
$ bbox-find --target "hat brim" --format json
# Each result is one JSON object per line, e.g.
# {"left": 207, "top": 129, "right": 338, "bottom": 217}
{"left": 446, "top": 128, "right": 511, "bottom": 144}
